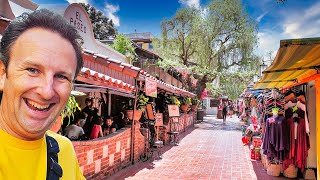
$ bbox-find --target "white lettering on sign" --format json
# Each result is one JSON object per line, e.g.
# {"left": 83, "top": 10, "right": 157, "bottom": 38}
{"left": 64, "top": 3, "right": 129, "bottom": 63}
{"left": 70, "top": 11, "right": 86, "bottom": 33}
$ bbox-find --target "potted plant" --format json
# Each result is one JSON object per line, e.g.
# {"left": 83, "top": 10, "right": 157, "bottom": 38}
{"left": 191, "top": 98, "right": 200, "bottom": 111}
{"left": 180, "top": 97, "right": 192, "bottom": 112}
{"left": 165, "top": 95, "right": 181, "bottom": 106}
{"left": 126, "top": 93, "right": 149, "bottom": 121}
{"left": 50, "top": 95, "right": 81, "bottom": 133}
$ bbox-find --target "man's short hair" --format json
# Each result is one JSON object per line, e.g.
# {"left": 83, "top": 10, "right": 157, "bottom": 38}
{"left": 0, "top": 9, "right": 83, "bottom": 77}
{"left": 106, "top": 116, "right": 113, "bottom": 121}
{"left": 85, "top": 98, "right": 93, "bottom": 104}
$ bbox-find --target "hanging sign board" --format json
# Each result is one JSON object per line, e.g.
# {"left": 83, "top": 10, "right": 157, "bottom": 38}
{"left": 145, "top": 77, "right": 157, "bottom": 97}
{"left": 168, "top": 105, "right": 180, "bottom": 117}
{"left": 155, "top": 113, "right": 163, "bottom": 126}
{"left": 64, "top": 3, "right": 128, "bottom": 63}
{"left": 145, "top": 103, "right": 156, "bottom": 120}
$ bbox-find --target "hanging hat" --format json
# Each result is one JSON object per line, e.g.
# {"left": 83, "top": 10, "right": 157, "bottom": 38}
{"left": 272, "top": 108, "right": 279, "bottom": 115}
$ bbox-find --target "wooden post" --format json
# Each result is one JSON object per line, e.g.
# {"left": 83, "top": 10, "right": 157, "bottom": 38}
{"left": 108, "top": 93, "right": 111, "bottom": 116}
{"left": 315, "top": 78, "right": 320, "bottom": 177}
{"left": 156, "top": 126, "right": 159, "bottom": 141}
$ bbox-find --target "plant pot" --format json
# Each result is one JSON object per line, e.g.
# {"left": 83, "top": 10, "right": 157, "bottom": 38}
{"left": 126, "top": 110, "right": 143, "bottom": 121}
{"left": 190, "top": 105, "right": 197, "bottom": 111}
{"left": 50, "top": 116, "right": 62, "bottom": 133}
{"left": 181, "top": 105, "right": 188, "bottom": 112}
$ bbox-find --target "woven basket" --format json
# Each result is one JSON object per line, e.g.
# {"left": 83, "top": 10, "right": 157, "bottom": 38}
{"left": 304, "top": 169, "right": 316, "bottom": 180}
{"left": 267, "top": 163, "right": 281, "bottom": 177}
{"left": 283, "top": 164, "right": 297, "bottom": 178}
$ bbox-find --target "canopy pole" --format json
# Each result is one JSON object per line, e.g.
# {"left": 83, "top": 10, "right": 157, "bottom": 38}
{"left": 315, "top": 78, "right": 320, "bottom": 178}
{"left": 130, "top": 80, "right": 139, "bottom": 165}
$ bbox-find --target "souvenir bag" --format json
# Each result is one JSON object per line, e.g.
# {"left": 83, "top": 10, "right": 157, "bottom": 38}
{"left": 283, "top": 164, "right": 297, "bottom": 178}
{"left": 304, "top": 168, "right": 316, "bottom": 179}
{"left": 267, "top": 161, "right": 281, "bottom": 177}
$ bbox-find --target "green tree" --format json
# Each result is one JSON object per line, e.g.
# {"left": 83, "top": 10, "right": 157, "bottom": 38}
{"left": 112, "top": 34, "right": 137, "bottom": 64}
{"left": 154, "top": 0, "right": 258, "bottom": 99}
{"left": 81, "top": 3, "right": 117, "bottom": 39}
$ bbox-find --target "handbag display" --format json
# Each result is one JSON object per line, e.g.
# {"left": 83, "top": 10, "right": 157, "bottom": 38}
{"left": 304, "top": 168, "right": 316, "bottom": 180}
{"left": 283, "top": 164, "right": 297, "bottom": 178}
{"left": 267, "top": 163, "right": 281, "bottom": 177}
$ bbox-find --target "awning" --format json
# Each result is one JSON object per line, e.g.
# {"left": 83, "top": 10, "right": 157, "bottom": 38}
{"left": 254, "top": 37, "right": 320, "bottom": 89}
{"left": 76, "top": 67, "right": 135, "bottom": 94}
{"left": 82, "top": 49, "right": 196, "bottom": 98}
{"left": 82, "top": 49, "right": 141, "bottom": 78}
{"left": 139, "top": 70, "right": 196, "bottom": 98}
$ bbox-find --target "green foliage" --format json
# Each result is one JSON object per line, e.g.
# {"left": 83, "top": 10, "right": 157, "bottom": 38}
{"left": 181, "top": 97, "right": 192, "bottom": 106}
{"left": 81, "top": 3, "right": 117, "bottom": 39}
{"left": 153, "top": 0, "right": 258, "bottom": 99}
{"left": 136, "top": 93, "right": 149, "bottom": 111}
{"left": 191, "top": 98, "right": 200, "bottom": 105}
{"left": 156, "top": 58, "right": 186, "bottom": 72}
{"left": 206, "top": 83, "right": 224, "bottom": 98}
{"left": 60, "top": 95, "right": 81, "bottom": 123}
{"left": 166, "top": 95, "right": 181, "bottom": 106}
{"left": 220, "top": 71, "right": 255, "bottom": 101}
{"left": 112, "top": 34, "right": 137, "bottom": 64}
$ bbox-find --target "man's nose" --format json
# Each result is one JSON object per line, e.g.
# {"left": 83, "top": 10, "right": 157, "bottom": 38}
{"left": 37, "top": 76, "right": 55, "bottom": 100}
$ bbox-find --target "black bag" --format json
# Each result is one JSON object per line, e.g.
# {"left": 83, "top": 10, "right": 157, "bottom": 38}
{"left": 46, "top": 135, "right": 63, "bottom": 180}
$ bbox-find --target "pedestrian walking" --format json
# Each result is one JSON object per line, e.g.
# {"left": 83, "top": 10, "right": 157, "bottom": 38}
{"left": 228, "top": 102, "right": 233, "bottom": 118}
{"left": 222, "top": 103, "right": 228, "bottom": 123}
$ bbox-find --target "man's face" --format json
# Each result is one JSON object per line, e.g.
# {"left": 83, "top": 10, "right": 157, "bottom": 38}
{"left": 86, "top": 100, "right": 92, "bottom": 107}
{"left": 0, "top": 28, "right": 77, "bottom": 140}
{"left": 107, "top": 119, "right": 112, "bottom": 126}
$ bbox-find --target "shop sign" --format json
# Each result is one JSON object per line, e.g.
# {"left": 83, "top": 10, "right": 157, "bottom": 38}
{"left": 168, "top": 105, "right": 180, "bottom": 117}
{"left": 64, "top": 3, "right": 128, "bottom": 63}
{"left": 145, "top": 77, "right": 157, "bottom": 98}
{"left": 155, "top": 113, "right": 163, "bottom": 126}
{"left": 64, "top": 4, "right": 93, "bottom": 50}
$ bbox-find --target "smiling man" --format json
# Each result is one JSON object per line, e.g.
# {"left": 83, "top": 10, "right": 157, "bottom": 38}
{"left": 0, "top": 9, "right": 85, "bottom": 180}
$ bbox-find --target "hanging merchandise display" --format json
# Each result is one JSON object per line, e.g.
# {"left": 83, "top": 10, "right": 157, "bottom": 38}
{"left": 260, "top": 88, "right": 310, "bottom": 178}
{"left": 282, "top": 90, "right": 310, "bottom": 173}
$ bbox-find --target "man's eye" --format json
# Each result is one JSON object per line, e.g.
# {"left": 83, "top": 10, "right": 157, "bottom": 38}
{"left": 55, "top": 74, "right": 68, "bottom": 80}
{"left": 26, "top": 68, "right": 39, "bottom": 74}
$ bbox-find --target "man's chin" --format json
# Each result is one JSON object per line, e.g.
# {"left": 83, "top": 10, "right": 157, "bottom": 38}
{"left": 21, "top": 120, "right": 53, "bottom": 135}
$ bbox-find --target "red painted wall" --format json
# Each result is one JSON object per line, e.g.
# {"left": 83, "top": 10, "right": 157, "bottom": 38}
{"left": 72, "top": 123, "right": 145, "bottom": 179}
{"left": 72, "top": 112, "right": 196, "bottom": 179}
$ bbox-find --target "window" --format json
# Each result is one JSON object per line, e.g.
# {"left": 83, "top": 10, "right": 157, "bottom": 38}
{"left": 148, "top": 43, "right": 153, "bottom": 49}
{"left": 210, "top": 99, "right": 219, "bottom": 107}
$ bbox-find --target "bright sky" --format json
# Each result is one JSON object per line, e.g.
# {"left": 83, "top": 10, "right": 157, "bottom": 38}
{"left": 32, "top": 0, "right": 320, "bottom": 62}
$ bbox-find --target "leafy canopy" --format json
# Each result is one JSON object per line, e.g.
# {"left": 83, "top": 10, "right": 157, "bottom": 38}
{"left": 81, "top": 3, "right": 117, "bottom": 39}
{"left": 153, "top": 0, "right": 260, "bottom": 99}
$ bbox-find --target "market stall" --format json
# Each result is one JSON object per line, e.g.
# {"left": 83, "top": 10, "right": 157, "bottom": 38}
{"left": 253, "top": 37, "right": 320, "bottom": 179}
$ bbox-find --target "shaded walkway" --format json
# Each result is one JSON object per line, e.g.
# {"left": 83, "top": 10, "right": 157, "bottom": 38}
{"left": 109, "top": 115, "right": 286, "bottom": 180}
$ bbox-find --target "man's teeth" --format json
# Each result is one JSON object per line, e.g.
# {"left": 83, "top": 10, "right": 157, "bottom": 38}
{"left": 28, "top": 100, "right": 50, "bottom": 110}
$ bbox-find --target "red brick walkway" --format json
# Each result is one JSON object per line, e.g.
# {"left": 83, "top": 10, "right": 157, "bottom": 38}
{"left": 108, "top": 115, "right": 287, "bottom": 180}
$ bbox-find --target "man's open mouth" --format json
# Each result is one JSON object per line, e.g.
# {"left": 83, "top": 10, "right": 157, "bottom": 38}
{"left": 24, "top": 99, "right": 55, "bottom": 112}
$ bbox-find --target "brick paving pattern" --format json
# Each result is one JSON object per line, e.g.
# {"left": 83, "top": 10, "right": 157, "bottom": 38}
{"left": 109, "top": 115, "right": 289, "bottom": 180}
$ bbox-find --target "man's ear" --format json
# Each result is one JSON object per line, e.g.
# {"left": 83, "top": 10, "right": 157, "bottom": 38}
{"left": 0, "top": 61, "right": 6, "bottom": 90}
